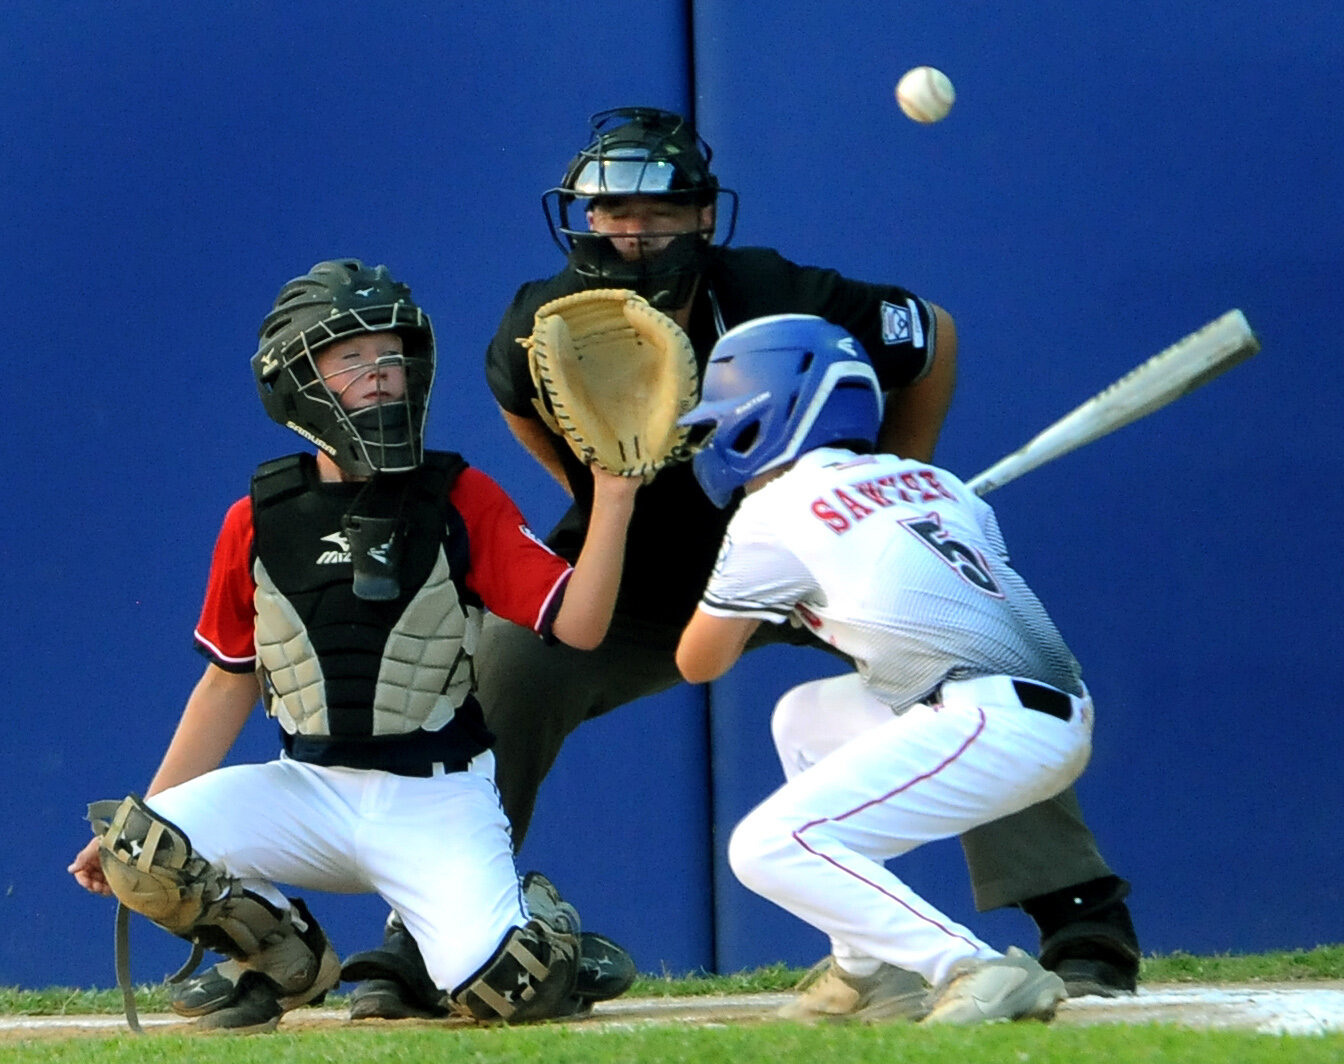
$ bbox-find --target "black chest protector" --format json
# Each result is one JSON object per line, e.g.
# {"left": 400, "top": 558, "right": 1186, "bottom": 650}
{"left": 249, "top": 451, "right": 493, "bottom": 774}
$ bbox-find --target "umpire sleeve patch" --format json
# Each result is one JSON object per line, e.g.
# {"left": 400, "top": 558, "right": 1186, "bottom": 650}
{"left": 880, "top": 299, "right": 925, "bottom": 349}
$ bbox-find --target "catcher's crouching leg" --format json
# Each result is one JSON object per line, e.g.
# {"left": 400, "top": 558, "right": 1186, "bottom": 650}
{"left": 344, "top": 871, "right": 636, "bottom": 1021}
{"left": 449, "top": 919, "right": 581, "bottom": 1023}
{"left": 90, "top": 795, "right": 340, "bottom": 1033}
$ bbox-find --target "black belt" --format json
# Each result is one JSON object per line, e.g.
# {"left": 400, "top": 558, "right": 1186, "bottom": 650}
{"left": 1012, "top": 679, "right": 1073, "bottom": 722}
{"left": 282, "top": 732, "right": 478, "bottom": 777}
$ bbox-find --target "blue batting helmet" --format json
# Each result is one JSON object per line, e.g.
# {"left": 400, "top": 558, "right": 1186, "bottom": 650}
{"left": 678, "top": 314, "right": 883, "bottom": 507}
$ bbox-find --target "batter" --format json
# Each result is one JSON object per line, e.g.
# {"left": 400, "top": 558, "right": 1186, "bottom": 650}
{"left": 675, "top": 314, "right": 1093, "bottom": 1025}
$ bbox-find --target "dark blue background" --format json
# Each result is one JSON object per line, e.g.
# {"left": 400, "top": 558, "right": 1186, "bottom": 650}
{"left": 4, "top": 2, "right": 1340, "bottom": 988}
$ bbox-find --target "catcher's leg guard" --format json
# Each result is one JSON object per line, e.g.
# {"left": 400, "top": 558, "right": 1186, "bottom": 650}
{"left": 172, "top": 900, "right": 340, "bottom": 1020}
{"left": 1021, "top": 875, "right": 1140, "bottom": 995}
{"left": 449, "top": 919, "right": 580, "bottom": 1023}
{"left": 91, "top": 795, "right": 340, "bottom": 1021}
{"left": 523, "top": 871, "right": 636, "bottom": 1002}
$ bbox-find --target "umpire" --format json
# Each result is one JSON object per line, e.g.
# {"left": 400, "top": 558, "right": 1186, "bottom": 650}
{"left": 354, "top": 106, "right": 1141, "bottom": 1014}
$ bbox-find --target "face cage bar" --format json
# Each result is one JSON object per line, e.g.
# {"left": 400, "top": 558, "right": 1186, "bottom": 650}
{"left": 541, "top": 186, "right": 739, "bottom": 258}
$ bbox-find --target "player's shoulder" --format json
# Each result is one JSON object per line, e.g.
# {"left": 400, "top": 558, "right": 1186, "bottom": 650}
{"left": 707, "top": 244, "right": 799, "bottom": 279}
{"left": 446, "top": 463, "right": 513, "bottom": 510}
{"left": 222, "top": 493, "right": 253, "bottom": 527}
{"left": 495, "top": 271, "right": 585, "bottom": 335}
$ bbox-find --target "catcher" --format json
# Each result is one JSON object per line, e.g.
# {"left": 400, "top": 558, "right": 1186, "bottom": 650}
{"left": 67, "top": 258, "right": 643, "bottom": 1033}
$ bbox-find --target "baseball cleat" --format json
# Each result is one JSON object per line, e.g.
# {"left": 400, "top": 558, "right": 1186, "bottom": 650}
{"left": 575, "top": 931, "right": 638, "bottom": 1002}
{"left": 777, "top": 955, "right": 929, "bottom": 1023}
{"left": 192, "top": 974, "right": 286, "bottom": 1035}
{"left": 921, "top": 947, "right": 1066, "bottom": 1025}
{"left": 347, "top": 977, "right": 446, "bottom": 1020}
{"left": 1055, "top": 956, "right": 1137, "bottom": 997}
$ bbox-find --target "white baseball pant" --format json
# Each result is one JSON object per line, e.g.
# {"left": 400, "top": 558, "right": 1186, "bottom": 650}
{"left": 147, "top": 752, "right": 525, "bottom": 993}
{"left": 728, "top": 673, "right": 1093, "bottom": 985}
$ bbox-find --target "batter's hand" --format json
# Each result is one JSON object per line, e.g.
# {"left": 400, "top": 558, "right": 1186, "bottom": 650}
{"left": 69, "top": 836, "right": 111, "bottom": 896}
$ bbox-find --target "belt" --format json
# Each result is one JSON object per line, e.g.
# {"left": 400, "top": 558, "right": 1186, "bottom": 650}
{"left": 282, "top": 732, "right": 476, "bottom": 777}
{"left": 1011, "top": 679, "right": 1073, "bottom": 722}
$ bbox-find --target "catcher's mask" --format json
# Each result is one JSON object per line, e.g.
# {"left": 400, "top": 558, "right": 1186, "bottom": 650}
{"left": 544, "top": 107, "right": 738, "bottom": 311}
{"left": 677, "top": 315, "right": 883, "bottom": 508}
{"left": 252, "top": 259, "right": 435, "bottom": 478}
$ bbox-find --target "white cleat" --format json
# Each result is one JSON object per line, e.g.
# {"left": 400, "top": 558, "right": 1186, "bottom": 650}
{"left": 921, "top": 946, "right": 1066, "bottom": 1026}
{"left": 778, "top": 956, "right": 929, "bottom": 1023}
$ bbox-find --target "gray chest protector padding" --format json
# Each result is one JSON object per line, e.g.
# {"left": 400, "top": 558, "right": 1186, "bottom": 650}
{"left": 255, "top": 547, "right": 481, "bottom": 737}
{"left": 88, "top": 795, "right": 327, "bottom": 997}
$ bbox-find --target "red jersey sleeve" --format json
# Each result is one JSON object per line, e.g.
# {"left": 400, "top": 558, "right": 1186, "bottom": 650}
{"left": 193, "top": 496, "right": 258, "bottom": 672}
{"left": 451, "top": 467, "right": 573, "bottom": 632}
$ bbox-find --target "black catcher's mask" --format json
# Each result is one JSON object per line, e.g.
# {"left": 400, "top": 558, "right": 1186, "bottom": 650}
{"left": 543, "top": 107, "right": 739, "bottom": 310}
{"left": 251, "top": 259, "right": 435, "bottom": 479}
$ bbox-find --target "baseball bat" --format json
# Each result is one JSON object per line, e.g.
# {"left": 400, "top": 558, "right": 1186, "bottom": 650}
{"left": 967, "top": 309, "right": 1260, "bottom": 496}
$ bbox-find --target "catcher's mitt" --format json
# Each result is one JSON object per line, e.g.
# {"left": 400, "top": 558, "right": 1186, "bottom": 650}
{"left": 523, "top": 288, "right": 699, "bottom": 478}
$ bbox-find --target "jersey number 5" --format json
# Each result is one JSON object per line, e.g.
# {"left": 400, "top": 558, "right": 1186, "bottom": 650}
{"left": 900, "top": 514, "right": 1004, "bottom": 596}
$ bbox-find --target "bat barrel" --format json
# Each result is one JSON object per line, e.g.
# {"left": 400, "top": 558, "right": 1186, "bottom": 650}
{"left": 967, "top": 309, "right": 1260, "bottom": 496}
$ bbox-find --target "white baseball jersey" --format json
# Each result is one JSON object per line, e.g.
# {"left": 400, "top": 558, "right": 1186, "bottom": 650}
{"left": 700, "top": 447, "right": 1082, "bottom": 710}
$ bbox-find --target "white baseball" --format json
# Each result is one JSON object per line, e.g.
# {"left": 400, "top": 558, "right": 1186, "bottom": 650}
{"left": 896, "top": 66, "right": 955, "bottom": 124}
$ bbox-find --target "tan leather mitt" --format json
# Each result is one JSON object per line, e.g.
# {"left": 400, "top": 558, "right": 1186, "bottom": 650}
{"left": 523, "top": 288, "right": 699, "bottom": 479}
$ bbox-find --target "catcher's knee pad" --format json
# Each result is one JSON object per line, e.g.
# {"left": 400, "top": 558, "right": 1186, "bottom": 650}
{"left": 521, "top": 871, "right": 581, "bottom": 937}
{"left": 89, "top": 795, "right": 334, "bottom": 998}
{"left": 450, "top": 919, "right": 579, "bottom": 1023}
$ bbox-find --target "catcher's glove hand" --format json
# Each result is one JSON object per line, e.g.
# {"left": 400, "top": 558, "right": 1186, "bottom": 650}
{"left": 523, "top": 288, "right": 699, "bottom": 479}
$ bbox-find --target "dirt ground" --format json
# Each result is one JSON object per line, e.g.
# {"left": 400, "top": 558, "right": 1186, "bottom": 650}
{"left": 5, "top": 982, "right": 1343, "bottom": 1041}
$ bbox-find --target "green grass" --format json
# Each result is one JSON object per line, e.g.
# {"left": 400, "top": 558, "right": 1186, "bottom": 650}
{"left": 2, "top": 946, "right": 1341, "bottom": 1064}
{"left": 7, "top": 1023, "right": 1344, "bottom": 1064}
{"left": 2, "top": 944, "right": 1342, "bottom": 1016}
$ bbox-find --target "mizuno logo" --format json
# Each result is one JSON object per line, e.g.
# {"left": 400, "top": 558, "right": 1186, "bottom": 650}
{"left": 317, "top": 530, "right": 351, "bottom": 565}
{"left": 354, "top": 287, "right": 375, "bottom": 297}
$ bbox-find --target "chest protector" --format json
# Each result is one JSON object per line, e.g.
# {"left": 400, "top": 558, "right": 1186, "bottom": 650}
{"left": 250, "top": 452, "right": 482, "bottom": 744}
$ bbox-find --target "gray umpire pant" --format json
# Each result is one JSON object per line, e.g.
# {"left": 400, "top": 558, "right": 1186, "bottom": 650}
{"left": 473, "top": 612, "right": 1113, "bottom": 912}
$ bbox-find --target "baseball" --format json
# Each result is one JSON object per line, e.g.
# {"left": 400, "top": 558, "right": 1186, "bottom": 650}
{"left": 896, "top": 66, "right": 955, "bottom": 124}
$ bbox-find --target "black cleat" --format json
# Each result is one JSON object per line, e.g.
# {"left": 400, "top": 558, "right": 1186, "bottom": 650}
{"left": 575, "top": 931, "right": 637, "bottom": 1002}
